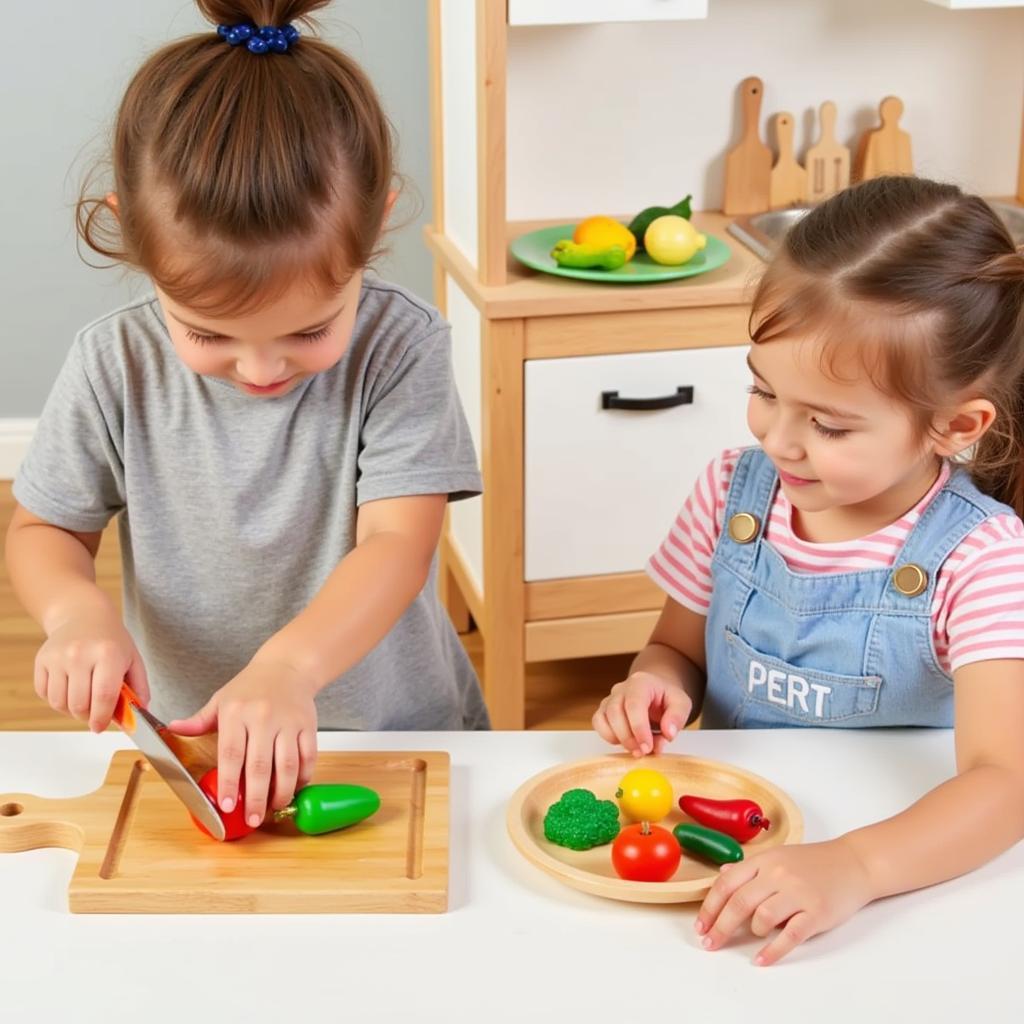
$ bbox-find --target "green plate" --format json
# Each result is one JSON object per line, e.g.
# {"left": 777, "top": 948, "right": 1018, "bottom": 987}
{"left": 510, "top": 223, "right": 731, "bottom": 284}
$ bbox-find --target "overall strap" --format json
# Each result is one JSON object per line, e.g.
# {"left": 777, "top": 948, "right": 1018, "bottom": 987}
{"left": 879, "top": 466, "right": 1012, "bottom": 613}
{"left": 717, "top": 448, "right": 778, "bottom": 575}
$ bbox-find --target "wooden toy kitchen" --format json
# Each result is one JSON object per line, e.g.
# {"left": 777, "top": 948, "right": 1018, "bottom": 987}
{"left": 427, "top": 0, "right": 1024, "bottom": 729}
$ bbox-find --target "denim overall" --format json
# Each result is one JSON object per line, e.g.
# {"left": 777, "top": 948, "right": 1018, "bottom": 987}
{"left": 703, "top": 448, "right": 1013, "bottom": 729}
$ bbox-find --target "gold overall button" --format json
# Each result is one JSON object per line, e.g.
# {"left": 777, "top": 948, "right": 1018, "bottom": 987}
{"left": 892, "top": 563, "right": 928, "bottom": 597}
{"left": 728, "top": 512, "right": 761, "bottom": 544}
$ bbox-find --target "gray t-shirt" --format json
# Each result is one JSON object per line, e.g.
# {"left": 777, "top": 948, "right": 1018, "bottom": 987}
{"left": 14, "top": 279, "right": 489, "bottom": 730}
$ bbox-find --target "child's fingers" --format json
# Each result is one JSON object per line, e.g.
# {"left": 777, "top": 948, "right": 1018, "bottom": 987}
{"left": 270, "top": 732, "right": 300, "bottom": 812}
{"left": 33, "top": 658, "right": 48, "bottom": 702}
{"left": 652, "top": 732, "right": 672, "bottom": 755}
{"left": 601, "top": 699, "right": 640, "bottom": 754}
{"left": 623, "top": 694, "right": 655, "bottom": 755}
{"left": 592, "top": 707, "right": 619, "bottom": 747}
{"left": 754, "top": 910, "right": 816, "bottom": 966}
{"left": 695, "top": 859, "right": 755, "bottom": 935}
{"left": 657, "top": 689, "right": 692, "bottom": 743}
{"left": 214, "top": 716, "right": 245, "bottom": 815}
{"left": 698, "top": 865, "right": 770, "bottom": 951}
{"left": 167, "top": 702, "right": 218, "bottom": 736}
{"left": 125, "top": 656, "right": 151, "bottom": 708}
{"left": 296, "top": 729, "right": 318, "bottom": 791}
{"left": 90, "top": 657, "right": 127, "bottom": 733}
{"left": 66, "top": 666, "right": 93, "bottom": 722}
{"left": 243, "top": 726, "right": 276, "bottom": 828}
{"left": 46, "top": 669, "right": 69, "bottom": 715}
{"left": 748, "top": 891, "right": 798, "bottom": 939}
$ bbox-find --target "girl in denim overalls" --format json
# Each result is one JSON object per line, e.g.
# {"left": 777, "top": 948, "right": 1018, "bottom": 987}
{"left": 594, "top": 177, "right": 1024, "bottom": 965}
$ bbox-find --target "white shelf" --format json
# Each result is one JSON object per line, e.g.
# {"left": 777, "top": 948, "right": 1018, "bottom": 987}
{"left": 508, "top": 0, "right": 708, "bottom": 27}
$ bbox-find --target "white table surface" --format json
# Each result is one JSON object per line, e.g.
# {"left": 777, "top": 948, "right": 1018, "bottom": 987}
{"left": 0, "top": 728, "right": 1021, "bottom": 1023}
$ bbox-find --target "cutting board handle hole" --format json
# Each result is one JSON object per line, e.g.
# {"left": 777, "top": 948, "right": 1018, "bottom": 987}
{"left": 1, "top": 802, "right": 24, "bottom": 817}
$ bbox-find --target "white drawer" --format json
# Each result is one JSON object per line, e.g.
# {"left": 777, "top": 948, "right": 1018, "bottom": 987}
{"left": 524, "top": 346, "right": 752, "bottom": 581}
{"left": 509, "top": 0, "right": 707, "bottom": 26}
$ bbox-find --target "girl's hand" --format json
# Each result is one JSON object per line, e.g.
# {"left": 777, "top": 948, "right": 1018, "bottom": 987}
{"left": 168, "top": 656, "right": 318, "bottom": 829}
{"left": 592, "top": 672, "right": 692, "bottom": 756}
{"left": 34, "top": 611, "right": 150, "bottom": 733}
{"left": 695, "top": 839, "right": 876, "bottom": 965}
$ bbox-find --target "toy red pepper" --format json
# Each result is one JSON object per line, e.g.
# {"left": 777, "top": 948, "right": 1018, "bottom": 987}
{"left": 678, "top": 795, "right": 770, "bottom": 844}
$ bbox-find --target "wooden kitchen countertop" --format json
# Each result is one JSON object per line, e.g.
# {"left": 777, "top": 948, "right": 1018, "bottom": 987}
{"left": 426, "top": 197, "right": 1023, "bottom": 322}
{"left": 425, "top": 211, "right": 764, "bottom": 320}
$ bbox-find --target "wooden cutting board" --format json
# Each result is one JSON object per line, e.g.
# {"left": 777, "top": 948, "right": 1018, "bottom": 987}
{"left": 0, "top": 749, "right": 449, "bottom": 913}
{"left": 723, "top": 76, "right": 772, "bottom": 216}
{"left": 769, "top": 112, "right": 806, "bottom": 209}
{"left": 855, "top": 95, "right": 913, "bottom": 181}
{"left": 806, "top": 100, "right": 850, "bottom": 203}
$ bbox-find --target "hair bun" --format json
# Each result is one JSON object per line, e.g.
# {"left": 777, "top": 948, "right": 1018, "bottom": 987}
{"left": 195, "top": 1, "right": 331, "bottom": 28}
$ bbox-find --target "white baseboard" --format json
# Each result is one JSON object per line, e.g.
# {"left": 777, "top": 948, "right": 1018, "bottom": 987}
{"left": 0, "top": 419, "right": 37, "bottom": 480}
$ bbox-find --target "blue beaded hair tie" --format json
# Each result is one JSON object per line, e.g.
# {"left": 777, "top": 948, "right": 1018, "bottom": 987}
{"left": 217, "top": 22, "right": 300, "bottom": 54}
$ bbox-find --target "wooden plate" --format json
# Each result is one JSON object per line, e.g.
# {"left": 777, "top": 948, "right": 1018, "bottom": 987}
{"left": 507, "top": 753, "right": 802, "bottom": 903}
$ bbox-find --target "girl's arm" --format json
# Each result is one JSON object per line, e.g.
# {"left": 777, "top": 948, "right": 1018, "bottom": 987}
{"left": 248, "top": 493, "right": 448, "bottom": 687}
{"left": 633, "top": 597, "right": 709, "bottom": 718}
{"left": 5, "top": 504, "right": 150, "bottom": 726}
{"left": 5, "top": 504, "right": 109, "bottom": 630}
{"left": 593, "top": 597, "right": 708, "bottom": 755}
{"left": 165, "top": 492, "right": 451, "bottom": 827}
{"left": 697, "top": 658, "right": 1024, "bottom": 965}
{"left": 842, "top": 658, "right": 1024, "bottom": 894}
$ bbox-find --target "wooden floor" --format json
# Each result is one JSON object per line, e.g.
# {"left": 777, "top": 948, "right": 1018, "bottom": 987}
{"left": 0, "top": 483, "right": 629, "bottom": 732}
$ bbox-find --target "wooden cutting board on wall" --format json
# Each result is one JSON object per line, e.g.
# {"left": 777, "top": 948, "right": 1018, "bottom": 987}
{"left": 855, "top": 96, "right": 913, "bottom": 181}
{"left": 723, "top": 76, "right": 772, "bottom": 215}
{"left": 0, "top": 749, "right": 450, "bottom": 913}
{"left": 805, "top": 100, "right": 850, "bottom": 203}
{"left": 769, "top": 112, "right": 806, "bottom": 209}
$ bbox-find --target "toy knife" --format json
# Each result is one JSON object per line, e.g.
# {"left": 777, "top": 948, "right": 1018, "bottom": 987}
{"left": 112, "top": 683, "right": 226, "bottom": 841}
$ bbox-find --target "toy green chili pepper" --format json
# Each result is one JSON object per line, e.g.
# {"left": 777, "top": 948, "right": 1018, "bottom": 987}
{"left": 273, "top": 783, "right": 381, "bottom": 836}
{"left": 550, "top": 239, "right": 628, "bottom": 271}
{"left": 673, "top": 822, "right": 744, "bottom": 865}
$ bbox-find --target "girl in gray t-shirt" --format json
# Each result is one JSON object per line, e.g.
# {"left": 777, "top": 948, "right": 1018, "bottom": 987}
{"left": 6, "top": 0, "right": 488, "bottom": 834}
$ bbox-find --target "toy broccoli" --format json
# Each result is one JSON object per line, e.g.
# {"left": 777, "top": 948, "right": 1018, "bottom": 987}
{"left": 543, "top": 788, "right": 621, "bottom": 851}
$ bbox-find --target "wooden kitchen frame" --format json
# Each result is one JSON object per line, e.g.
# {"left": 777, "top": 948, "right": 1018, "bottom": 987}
{"left": 427, "top": 0, "right": 1024, "bottom": 730}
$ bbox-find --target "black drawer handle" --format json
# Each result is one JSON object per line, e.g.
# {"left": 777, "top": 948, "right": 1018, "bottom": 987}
{"left": 601, "top": 386, "right": 694, "bottom": 411}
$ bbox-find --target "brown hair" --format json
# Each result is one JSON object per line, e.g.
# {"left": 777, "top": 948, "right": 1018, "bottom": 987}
{"left": 77, "top": 0, "right": 395, "bottom": 315}
{"left": 750, "top": 176, "right": 1024, "bottom": 516}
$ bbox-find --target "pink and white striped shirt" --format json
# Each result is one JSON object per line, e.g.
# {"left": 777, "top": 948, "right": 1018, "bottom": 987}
{"left": 648, "top": 448, "right": 1024, "bottom": 674}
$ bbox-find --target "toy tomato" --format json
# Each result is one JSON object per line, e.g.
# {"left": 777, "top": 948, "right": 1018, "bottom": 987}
{"left": 615, "top": 768, "right": 673, "bottom": 822}
{"left": 611, "top": 822, "right": 681, "bottom": 882}
{"left": 192, "top": 768, "right": 258, "bottom": 842}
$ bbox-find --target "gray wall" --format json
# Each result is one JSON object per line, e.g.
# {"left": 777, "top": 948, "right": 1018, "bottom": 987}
{"left": 0, "top": 1, "right": 433, "bottom": 417}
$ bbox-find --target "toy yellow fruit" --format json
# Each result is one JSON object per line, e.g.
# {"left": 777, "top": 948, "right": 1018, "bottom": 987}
{"left": 615, "top": 768, "right": 674, "bottom": 823}
{"left": 573, "top": 215, "right": 637, "bottom": 261}
{"left": 644, "top": 215, "right": 707, "bottom": 266}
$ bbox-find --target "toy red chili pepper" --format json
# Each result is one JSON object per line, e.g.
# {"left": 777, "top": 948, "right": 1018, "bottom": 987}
{"left": 678, "top": 795, "right": 770, "bottom": 844}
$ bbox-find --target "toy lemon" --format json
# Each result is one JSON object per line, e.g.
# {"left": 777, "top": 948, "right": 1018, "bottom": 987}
{"left": 615, "top": 768, "right": 674, "bottom": 823}
{"left": 644, "top": 215, "right": 707, "bottom": 266}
